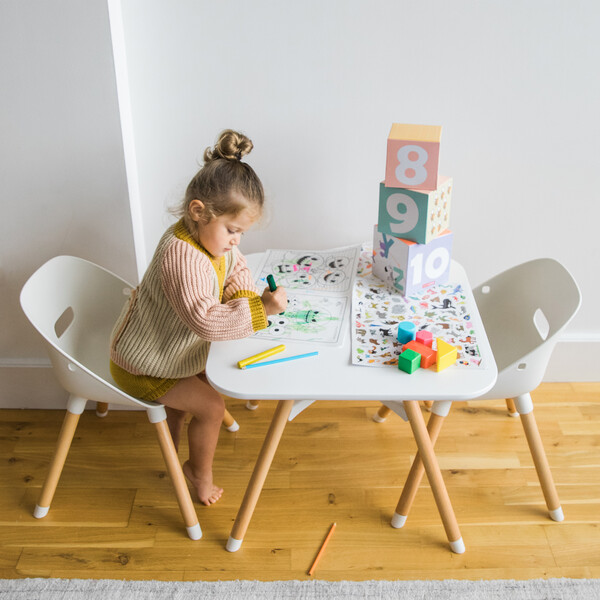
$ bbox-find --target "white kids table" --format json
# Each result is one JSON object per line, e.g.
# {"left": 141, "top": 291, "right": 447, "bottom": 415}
{"left": 205, "top": 253, "right": 497, "bottom": 554}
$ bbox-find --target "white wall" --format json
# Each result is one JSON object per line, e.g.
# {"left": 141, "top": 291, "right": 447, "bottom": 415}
{"left": 0, "top": 0, "right": 137, "bottom": 407}
{"left": 0, "top": 1, "right": 597, "bottom": 410}
{"left": 116, "top": 0, "right": 600, "bottom": 379}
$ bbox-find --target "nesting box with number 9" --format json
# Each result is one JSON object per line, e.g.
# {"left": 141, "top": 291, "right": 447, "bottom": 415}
{"left": 377, "top": 177, "right": 452, "bottom": 244}
{"left": 373, "top": 226, "right": 453, "bottom": 296}
{"left": 385, "top": 123, "right": 441, "bottom": 191}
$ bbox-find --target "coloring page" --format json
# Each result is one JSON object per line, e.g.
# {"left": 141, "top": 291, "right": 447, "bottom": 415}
{"left": 253, "top": 246, "right": 360, "bottom": 345}
{"left": 352, "top": 244, "right": 483, "bottom": 368}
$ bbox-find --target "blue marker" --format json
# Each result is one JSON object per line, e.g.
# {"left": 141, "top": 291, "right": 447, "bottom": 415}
{"left": 243, "top": 351, "right": 318, "bottom": 369}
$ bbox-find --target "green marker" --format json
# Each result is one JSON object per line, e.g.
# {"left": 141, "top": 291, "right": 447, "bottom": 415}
{"left": 267, "top": 274, "right": 277, "bottom": 292}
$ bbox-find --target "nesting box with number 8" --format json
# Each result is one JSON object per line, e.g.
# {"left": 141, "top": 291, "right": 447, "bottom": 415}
{"left": 385, "top": 123, "right": 442, "bottom": 191}
{"left": 377, "top": 177, "right": 452, "bottom": 244}
{"left": 373, "top": 226, "right": 453, "bottom": 296}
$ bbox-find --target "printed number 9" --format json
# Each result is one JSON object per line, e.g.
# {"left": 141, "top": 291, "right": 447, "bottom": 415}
{"left": 386, "top": 193, "right": 419, "bottom": 234}
{"left": 410, "top": 248, "right": 450, "bottom": 286}
{"left": 395, "top": 145, "right": 428, "bottom": 186}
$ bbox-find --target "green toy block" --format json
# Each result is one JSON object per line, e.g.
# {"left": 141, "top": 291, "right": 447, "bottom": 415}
{"left": 398, "top": 348, "right": 421, "bottom": 374}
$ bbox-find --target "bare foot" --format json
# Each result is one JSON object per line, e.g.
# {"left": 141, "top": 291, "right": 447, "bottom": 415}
{"left": 182, "top": 460, "right": 223, "bottom": 506}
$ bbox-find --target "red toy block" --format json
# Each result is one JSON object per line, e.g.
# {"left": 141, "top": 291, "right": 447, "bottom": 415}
{"left": 415, "top": 330, "right": 433, "bottom": 348}
{"left": 404, "top": 340, "right": 437, "bottom": 369}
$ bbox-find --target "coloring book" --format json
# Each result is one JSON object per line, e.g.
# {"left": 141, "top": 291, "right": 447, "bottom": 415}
{"left": 253, "top": 246, "right": 361, "bottom": 345}
{"left": 352, "top": 243, "right": 483, "bottom": 368}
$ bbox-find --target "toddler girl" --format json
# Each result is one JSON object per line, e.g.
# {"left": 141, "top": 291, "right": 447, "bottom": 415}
{"left": 110, "top": 130, "right": 287, "bottom": 505}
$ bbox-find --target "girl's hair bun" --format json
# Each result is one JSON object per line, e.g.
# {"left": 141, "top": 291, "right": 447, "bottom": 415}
{"left": 203, "top": 129, "right": 253, "bottom": 163}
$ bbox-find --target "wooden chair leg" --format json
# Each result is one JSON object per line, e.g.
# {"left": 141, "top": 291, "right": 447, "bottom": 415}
{"left": 222, "top": 409, "right": 239, "bottom": 432}
{"left": 96, "top": 402, "right": 109, "bottom": 417}
{"left": 227, "top": 399, "right": 295, "bottom": 552}
{"left": 153, "top": 418, "right": 202, "bottom": 540}
{"left": 505, "top": 398, "right": 519, "bottom": 417}
{"left": 515, "top": 394, "right": 563, "bottom": 521}
{"left": 246, "top": 400, "right": 260, "bottom": 411}
{"left": 373, "top": 404, "right": 392, "bottom": 422}
{"left": 403, "top": 400, "right": 464, "bottom": 553}
{"left": 34, "top": 408, "right": 82, "bottom": 518}
{"left": 392, "top": 408, "right": 447, "bottom": 528}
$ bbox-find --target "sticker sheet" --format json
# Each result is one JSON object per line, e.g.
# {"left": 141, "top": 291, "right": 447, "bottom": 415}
{"left": 253, "top": 246, "right": 360, "bottom": 345}
{"left": 352, "top": 244, "right": 483, "bottom": 368}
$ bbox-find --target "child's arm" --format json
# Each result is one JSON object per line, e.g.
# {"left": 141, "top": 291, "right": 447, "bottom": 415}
{"left": 223, "top": 249, "right": 287, "bottom": 316}
{"left": 161, "top": 241, "right": 268, "bottom": 341}
{"left": 221, "top": 249, "right": 259, "bottom": 302}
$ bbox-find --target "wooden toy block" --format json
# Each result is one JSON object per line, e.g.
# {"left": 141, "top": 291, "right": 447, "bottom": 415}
{"left": 398, "top": 348, "right": 421, "bottom": 374}
{"left": 373, "top": 226, "right": 453, "bottom": 296}
{"left": 385, "top": 123, "right": 442, "bottom": 191}
{"left": 377, "top": 177, "right": 452, "bottom": 244}
{"left": 415, "top": 330, "right": 433, "bottom": 347}
{"left": 397, "top": 321, "right": 416, "bottom": 344}
{"left": 435, "top": 338, "right": 458, "bottom": 372}
{"left": 404, "top": 340, "right": 437, "bottom": 369}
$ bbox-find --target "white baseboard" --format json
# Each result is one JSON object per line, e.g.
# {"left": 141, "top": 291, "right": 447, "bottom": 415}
{"left": 1, "top": 339, "right": 598, "bottom": 409}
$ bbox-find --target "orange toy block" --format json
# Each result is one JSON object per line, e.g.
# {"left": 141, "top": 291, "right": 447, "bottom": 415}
{"left": 435, "top": 338, "right": 457, "bottom": 372}
{"left": 385, "top": 123, "right": 442, "bottom": 191}
{"left": 404, "top": 340, "right": 437, "bottom": 369}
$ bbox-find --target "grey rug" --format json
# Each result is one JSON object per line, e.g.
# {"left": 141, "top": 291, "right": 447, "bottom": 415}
{"left": 0, "top": 578, "right": 598, "bottom": 599}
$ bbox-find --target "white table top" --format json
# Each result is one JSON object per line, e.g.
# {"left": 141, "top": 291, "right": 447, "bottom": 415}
{"left": 206, "top": 254, "right": 497, "bottom": 403}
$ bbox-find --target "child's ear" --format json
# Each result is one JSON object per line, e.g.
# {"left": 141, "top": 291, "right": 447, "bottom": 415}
{"left": 189, "top": 199, "right": 205, "bottom": 223}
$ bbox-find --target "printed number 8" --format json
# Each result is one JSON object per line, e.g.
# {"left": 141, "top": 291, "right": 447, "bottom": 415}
{"left": 386, "top": 193, "right": 419, "bottom": 234}
{"left": 395, "top": 145, "right": 428, "bottom": 186}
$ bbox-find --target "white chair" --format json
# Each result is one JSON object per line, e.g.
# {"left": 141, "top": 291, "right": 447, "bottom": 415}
{"left": 19, "top": 256, "right": 205, "bottom": 538}
{"left": 471, "top": 257, "right": 581, "bottom": 521}
{"left": 378, "top": 258, "right": 581, "bottom": 527}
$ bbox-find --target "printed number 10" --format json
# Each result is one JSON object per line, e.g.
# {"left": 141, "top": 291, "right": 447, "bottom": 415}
{"left": 410, "top": 248, "right": 450, "bottom": 286}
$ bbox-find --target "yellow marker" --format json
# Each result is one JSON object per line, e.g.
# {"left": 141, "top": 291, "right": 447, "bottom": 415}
{"left": 238, "top": 344, "right": 286, "bottom": 369}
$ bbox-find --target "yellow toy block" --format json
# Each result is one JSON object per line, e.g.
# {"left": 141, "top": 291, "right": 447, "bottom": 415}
{"left": 435, "top": 338, "right": 457, "bottom": 372}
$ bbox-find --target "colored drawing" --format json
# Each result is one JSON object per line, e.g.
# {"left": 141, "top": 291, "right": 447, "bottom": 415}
{"left": 352, "top": 243, "right": 483, "bottom": 368}
{"left": 253, "top": 246, "right": 360, "bottom": 345}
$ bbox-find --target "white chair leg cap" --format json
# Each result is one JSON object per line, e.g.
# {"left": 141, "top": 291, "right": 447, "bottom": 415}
{"left": 186, "top": 523, "right": 202, "bottom": 540}
{"left": 549, "top": 506, "right": 564, "bottom": 522}
{"left": 33, "top": 505, "right": 49, "bottom": 519}
{"left": 226, "top": 536, "right": 243, "bottom": 552}
{"left": 450, "top": 537, "right": 465, "bottom": 554}
{"left": 245, "top": 401, "right": 258, "bottom": 411}
{"left": 226, "top": 420, "right": 240, "bottom": 432}
{"left": 96, "top": 409, "right": 109, "bottom": 418}
{"left": 508, "top": 411, "right": 519, "bottom": 418}
{"left": 372, "top": 413, "right": 387, "bottom": 423}
{"left": 391, "top": 512, "right": 407, "bottom": 528}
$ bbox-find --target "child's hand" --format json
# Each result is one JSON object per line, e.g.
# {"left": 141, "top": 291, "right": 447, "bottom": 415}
{"left": 261, "top": 286, "right": 287, "bottom": 316}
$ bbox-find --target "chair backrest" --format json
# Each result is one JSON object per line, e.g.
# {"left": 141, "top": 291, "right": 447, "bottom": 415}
{"left": 20, "top": 255, "right": 149, "bottom": 408}
{"left": 473, "top": 258, "right": 581, "bottom": 398}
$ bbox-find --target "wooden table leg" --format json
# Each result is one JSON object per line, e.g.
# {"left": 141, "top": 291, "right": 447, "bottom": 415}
{"left": 403, "top": 400, "right": 464, "bottom": 553}
{"left": 392, "top": 405, "right": 448, "bottom": 529}
{"left": 227, "top": 399, "right": 294, "bottom": 552}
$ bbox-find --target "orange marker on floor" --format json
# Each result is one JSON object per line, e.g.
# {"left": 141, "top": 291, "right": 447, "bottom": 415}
{"left": 308, "top": 522, "right": 336, "bottom": 576}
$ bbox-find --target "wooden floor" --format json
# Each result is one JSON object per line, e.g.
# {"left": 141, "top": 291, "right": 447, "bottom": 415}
{"left": 1, "top": 382, "right": 599, "bottom": 581}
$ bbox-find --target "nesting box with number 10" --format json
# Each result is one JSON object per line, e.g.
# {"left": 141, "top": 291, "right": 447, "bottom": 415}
{"left": 377, "top": 177, "right": 452, "bottom": 245}
{"left": 373, "top": 226, "right": 453, "bottom": 296}
{"left": 385, "top": 123, "right": 442, "bottom": 191}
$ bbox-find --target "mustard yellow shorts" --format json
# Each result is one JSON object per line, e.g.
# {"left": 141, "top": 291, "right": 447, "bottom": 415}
{"left": 109, "top": 360, "right": 179, "bottom": 402}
